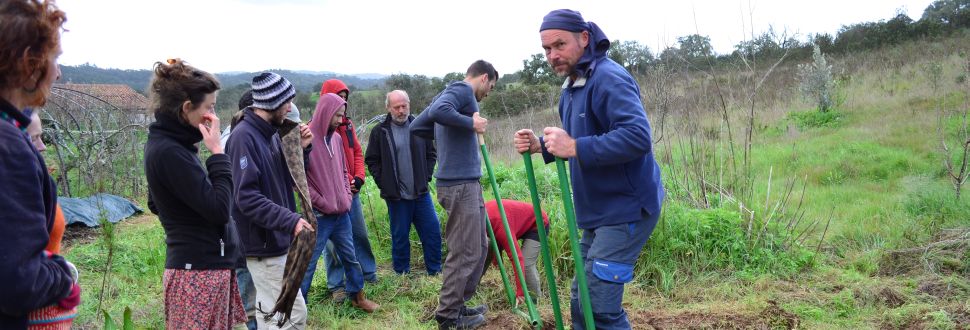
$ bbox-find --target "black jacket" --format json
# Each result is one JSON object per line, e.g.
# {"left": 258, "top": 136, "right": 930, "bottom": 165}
{"left": 365, "top": 114, "right": 436, "bottom": 201}
{"left": 0, "top": 98, "right": 73, "bottom": 327}
{"left": 145, "top": 112, "right": 242, "bottom": 269}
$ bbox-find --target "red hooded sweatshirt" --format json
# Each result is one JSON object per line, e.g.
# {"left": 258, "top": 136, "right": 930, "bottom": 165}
{"left": 485, "top": 199, "right": 550, "bottom": 298}
{"left": 320, "top": 79, "right": 365, "bottom": 189}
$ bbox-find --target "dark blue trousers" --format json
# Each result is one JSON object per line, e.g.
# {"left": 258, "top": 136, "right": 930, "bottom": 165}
{"left": 571, "top": 211, "right": 659, "bottom": 330}
{"left": 386, "top": 193, "right": 442, "bottom": 274}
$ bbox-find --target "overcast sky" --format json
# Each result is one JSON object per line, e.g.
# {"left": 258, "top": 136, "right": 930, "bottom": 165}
{"left": 56, "top": 0, "right": 935, "bottom": 77}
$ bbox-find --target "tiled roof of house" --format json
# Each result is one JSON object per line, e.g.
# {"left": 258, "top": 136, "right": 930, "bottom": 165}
{"left": 52, "top": 83, "right": 148, "bottom": 111}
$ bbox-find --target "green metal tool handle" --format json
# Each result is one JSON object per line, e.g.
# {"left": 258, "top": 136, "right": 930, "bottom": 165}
{"left": 556, "top": 158, "right": 594, "bottom": 329}
{"left": 523, "top": 153, "right": 565, "bottom": 330}
{"left": 479, "top": 133, "right": 542, "bottom": 328}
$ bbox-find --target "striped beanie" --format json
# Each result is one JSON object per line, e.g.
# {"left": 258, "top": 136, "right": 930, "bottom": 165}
{"left": 251, "top": 72, "right": 296, "bottom": 111}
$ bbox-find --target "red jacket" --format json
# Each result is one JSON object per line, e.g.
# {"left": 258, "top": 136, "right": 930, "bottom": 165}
{"left": 320, "top": 79, "right": 366, "bottom": 186}
{"left": 336, "top": 120, "right": 364, "bottom": 185}
{"left": 485, "top": 199, "right": 550, "bottom": 298}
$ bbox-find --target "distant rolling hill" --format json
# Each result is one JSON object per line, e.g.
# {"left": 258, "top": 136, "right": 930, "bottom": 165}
{"left": 59, "top": 64, "right": 386, "bottom": 94}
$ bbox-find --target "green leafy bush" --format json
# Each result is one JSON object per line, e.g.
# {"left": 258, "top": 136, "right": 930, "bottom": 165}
{"left": 788, "top": 110, "right": 843, "bottom": 129}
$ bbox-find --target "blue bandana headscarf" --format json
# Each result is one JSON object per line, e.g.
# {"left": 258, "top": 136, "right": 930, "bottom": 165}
{"left": 540, "top": 9, "right": 611, "bottom": 78}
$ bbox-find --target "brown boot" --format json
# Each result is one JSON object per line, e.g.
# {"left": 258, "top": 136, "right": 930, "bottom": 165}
{"left": 350, "top": 291, "right": 379, "bottom": 313}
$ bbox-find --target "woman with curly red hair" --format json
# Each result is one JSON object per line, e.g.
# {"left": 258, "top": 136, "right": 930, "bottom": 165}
{"left": 0, "top": 0, "right": 81, "bottom": 328}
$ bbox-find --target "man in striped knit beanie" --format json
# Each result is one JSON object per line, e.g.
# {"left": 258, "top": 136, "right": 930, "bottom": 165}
{"left": 226, "top": 72, "right": 315, "bottom": 329}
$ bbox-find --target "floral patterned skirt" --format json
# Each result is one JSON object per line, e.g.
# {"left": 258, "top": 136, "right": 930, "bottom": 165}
{"left": 163, "top": 268, "right": 248, "bottom": 329}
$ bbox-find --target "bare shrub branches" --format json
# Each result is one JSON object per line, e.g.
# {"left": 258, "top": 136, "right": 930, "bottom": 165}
{"left": 42, "top": 86, "right": 147, "bottom": 198}
{"left": 935, "top": 57, "right": 970, "bottom": 199}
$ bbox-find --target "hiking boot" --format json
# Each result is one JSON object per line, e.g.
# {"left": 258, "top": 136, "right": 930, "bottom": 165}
{"left": 331, "top": 288, "right": 347, "bottom": 303}
{"left": 350, "top": 291, "right": 380, "bottom": 313}
{"left": 437, "top": 314, "right": 486, "bottom": 330}
{"left": 459, "top": 304, "right": 488, "bottom": 317}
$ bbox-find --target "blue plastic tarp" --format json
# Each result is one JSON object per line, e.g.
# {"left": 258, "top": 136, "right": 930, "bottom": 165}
{"left": 59, "top": 193, "right": 143, "bottom": 227}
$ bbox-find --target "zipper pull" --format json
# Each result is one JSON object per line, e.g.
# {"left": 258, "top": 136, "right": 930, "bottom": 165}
{"left": 220, "top": 239, "right": 225, "bottom": 257}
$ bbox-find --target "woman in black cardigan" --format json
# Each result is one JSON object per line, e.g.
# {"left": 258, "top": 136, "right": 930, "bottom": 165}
{"left": 144, "top": 59, "right": 246, "bottom": 329}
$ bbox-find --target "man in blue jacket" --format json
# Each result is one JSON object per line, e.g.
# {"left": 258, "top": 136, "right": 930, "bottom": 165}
{"left": 514, "top": 9, "right": 665, "bottom": 330}
{"left": 226, "top": 72, "right": 314, "bottom": 329}
{"left": 411, "top": 60, "right": 497, "bottom": 330}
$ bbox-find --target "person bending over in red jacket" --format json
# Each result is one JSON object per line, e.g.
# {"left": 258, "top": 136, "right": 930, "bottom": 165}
{"left": 482, "top": 199, "right": 550, "bottom": 305}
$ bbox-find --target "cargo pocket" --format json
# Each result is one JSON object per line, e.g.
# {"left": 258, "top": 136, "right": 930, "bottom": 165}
{"left": 592, "top": 258, "right": 634, "bottom": 284}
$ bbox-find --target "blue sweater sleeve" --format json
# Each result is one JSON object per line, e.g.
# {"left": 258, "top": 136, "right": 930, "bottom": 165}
{"left": 410, "top": 110, "right": 434, "bottom": 139}
{"left": 0, "top": 140, "right": 73, "bottom": 315}
{"left": 426, "top": 85, "right": 474, "bottom": 130}
{"left": 231, "top": 137, "right": 300, "bottom": 233}
{"left": 574, "top": 78, "right": 652, "bottom": 168}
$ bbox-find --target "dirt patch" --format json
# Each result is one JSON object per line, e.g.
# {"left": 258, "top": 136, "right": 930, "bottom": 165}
{"left": 635, "top": 310, "right": 764, "bottom": 330}
{"left": 917, "top": 280, "right": 950, "bottom": 300}
{"left": 879, "top": 228, "right": 969, "bottom": 276}
{"left": 627, "top": 301, "right": 799, "bottom": 330}
{"left": 880, "top": 304, "right": 970, "bottom": 330}
{"left": 760, "top": 300, "right": 800, "bottom": 329}
{"left": 948, "top": 306, "right": 970, "bottom": 327}
{"left": 935, "top": 228, "right": 970, "bottom": 242}
{"left": 61, "top": 214, "right": 155, "bottom": 252}
{"left": 883, "top": 314, "right": 928, "bottom": 330}
{"left": 461, "top": 306, "right": 565, "bottom": 330}
{"left": 480, "top": 310, "right": 531, "bottom": 330}
{"left": 61, "top": 224, "right": 100, "bottom": 250}
{"left": 475, "top": 303, "right": 799, "bottom": 330}
{"left": 877, "top": 287, "right": 906, "bottom": 308}
{"left": 856, "top": 284, "right": 909, "bottom": 309}
{"left": 509, "top": 309, "right": 573, "bottom": 330}
{"left": 538, "top": 310, "right": 568, "bottom": 330}
{"left": 917, "top": 277, "right": 968, "bottom": 301}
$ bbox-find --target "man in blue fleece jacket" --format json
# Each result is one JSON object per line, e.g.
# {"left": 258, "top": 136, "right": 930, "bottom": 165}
{"left": 410, "top": 60, "right": 497, "bottom": 330}
{"left": 514, "top": 9, "right": 665, "bottom": 330}
{"left": 226, "top": 72, "right": 314, "bottom": 329}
